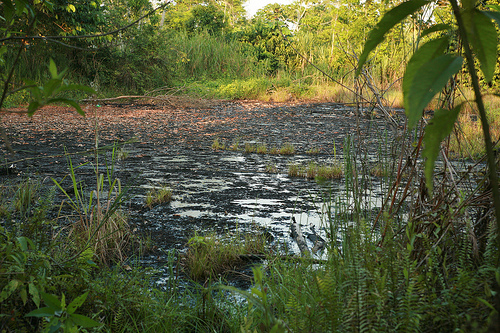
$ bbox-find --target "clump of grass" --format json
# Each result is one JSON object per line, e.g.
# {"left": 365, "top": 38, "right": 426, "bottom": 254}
{"left": 306, "top": 147, "right": 321, "bottom": 155}
{"left": 305, "top": 162, "right": 318, "bottom": 179}
{"left": 145, "top": 185, "right": 173, "bottom": 208}
{"left": 14, "top": 178, "right": 38, "bottom": 213}
{"left": 269, "top": 147, "right": 280, "bottom": 155}
{"left": 184, "top": 231, "right": 266, "bottom": 281}
{"left": 265, "top": 164, "right": 278, "bottom": 173}
{"left": 288, "top": 164, "right": 303, "bottom": 178}
{"left": 279, "top": 143, "right": 295, "bottom": 155}
{"left": 289, "top": 162, "right": 342, "bottom": 180}
{"left": 244, "top": 143, "right": 256, "bottom": 154}
{"left": 70, "top": 208, "right": 131, "bottom": 266}
{"left": 256, "top": 143, "right": 267, "bottom": 154}
{"left": 229, "top": 138, "right": 240, "bottom": 151}
{"left": 316, "top": 163, "right": 343, "bottom": 179}
{"left": 211, "top": 138, "right": 226, "bottom": 151}
{"left": 116, "top": 148, "right": 129, "bottom": 160}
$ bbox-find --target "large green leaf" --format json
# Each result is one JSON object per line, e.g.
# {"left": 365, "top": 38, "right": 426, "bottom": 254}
{"left": 422, "top": 104, "right": 462, "bottom": 195}
{"left": 40, "top": 292, "right": 62, "bottom": 311}
{"left": 60, "top": 84, "right": 96, "bottom": 95}
{"left": 484, "top": 9, "right": 500, "bottom": 31}
{"left": 3, "top": 0, "right": 15, "bottom": 23}
{"left": 47, "top": 98, "right": 85, "bottom": 116}
{"left": 356, "top": 0, "right": 429, "bottom": 75}
{"left": 419, "top": 24, "right": 452, "bottom": 39}
{"left": 403, "top": 37, "right": 449, "bottom": 128}
{"left": 468, "top": 10, "right": 498, "bottom": 82}
{"left": 69, "top": 314, "right": 101, "bottom": 328}
{"left": 25, "top": 306, "right": 56, "bottom": 318}
{"left": 406, "top": 55, "right": 463, "bottom": 129}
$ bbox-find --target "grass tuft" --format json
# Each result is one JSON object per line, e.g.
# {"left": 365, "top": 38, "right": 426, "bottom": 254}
{"left": 145, "top": 185, "right": 173, "bottom": 208}
{"left": 184, "top": 231, "right": 266, "bottom": 281}
{"left": 279, "top": 143, "right": 295, "bottom": 155}
{"left": 211, "top": 138, "right": 226, "bottom": 151}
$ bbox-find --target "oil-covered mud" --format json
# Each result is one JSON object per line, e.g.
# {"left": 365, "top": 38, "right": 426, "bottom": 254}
{"left": 2, "top": 100, "right": 404, "bottom": 278}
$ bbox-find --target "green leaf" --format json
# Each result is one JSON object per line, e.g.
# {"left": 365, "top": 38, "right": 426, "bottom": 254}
{"left": 60, "top": 83, "right": 96, "bottom": 95}
{"left": 69, "top": 314, "right": 101, "bottom": 328}
{"left": 41, "top": 292, "right": 62, "bottom": 311}
{"left": 468, "top": 10, "right": 498, "bottom": 82}
{"left": 422, "top": 104, "right": 462, "bottom": 194}
{"left": 48, "top": 59, "right": 58, "bottom": 78}
{"left": 14, "top": 0, "right": 29, "bottom": 16}
{"left": 27, "top": 101, "right": 41, "bottom": 117}
{"left": 25, "top": 306, "right": 55, "bottom": 318}
{"left": 28, "top": 283, "right": 40, "bottom": 308}
{"left": 3, "top": 0, "right": 15, "bottom": 23}
{"left": 46, "top": 98, "right": 85, "bottom": 116}
{"left": 420, "top": 24, "right": 452, "bottom": 39}
{"left": 477, "top": 297, "right": 495, "bottom": 311}
{"left": 406, "top": 55, "right": 463, "bottom": 129}
{"left": 20, "top": 287, "right": 27, "bottom": 305}
{"left": 0, "top": 279, "right": 20, "bottom": 303}
{"left": 484, "top": 10, "right": 500, "bottom": 32}
{"left": 67, "top": 292, "right": 88, "bottom": 315}
{"left": 357, "top": 0, "right": 429, "bottom": 75}
{"left": 403, "top": 37, "right": 449, "bottom": 128}
{"left": 43, "top": 78, "right": 62, "bottom": 98}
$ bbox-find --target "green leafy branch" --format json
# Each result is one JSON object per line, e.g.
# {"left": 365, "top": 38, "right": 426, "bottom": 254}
{"left": 356, "top": 0, "right": 500, "bottom": 325}
{"left": 26, "top": 291, "right": 101, "bottom": 333}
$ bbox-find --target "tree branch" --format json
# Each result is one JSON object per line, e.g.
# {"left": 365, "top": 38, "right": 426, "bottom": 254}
{"left": 0, "top": 2, "right": 171, "bottom": 43}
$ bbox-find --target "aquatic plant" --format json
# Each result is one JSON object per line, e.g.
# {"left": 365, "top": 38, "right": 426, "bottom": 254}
{"left": 211, "top": 138, "right": 226, "bottom": 151}
{"left": 279, "top": 143, "right": 295, "bottom": 155}
{"left": 145, "top": 185, "right": 173, "bottom": 208}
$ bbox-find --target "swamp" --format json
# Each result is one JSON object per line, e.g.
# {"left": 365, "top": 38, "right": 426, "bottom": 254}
{"left": 2, "top": 0, "right": 500, "bottom": 332}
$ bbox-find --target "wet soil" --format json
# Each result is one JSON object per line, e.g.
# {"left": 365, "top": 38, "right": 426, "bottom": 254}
{"left": 1, "top": 99, "right": 404, "bottom": 278}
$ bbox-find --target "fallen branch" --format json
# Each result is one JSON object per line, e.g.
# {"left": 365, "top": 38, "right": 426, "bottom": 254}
{"left": 290, "top": 217, "right": 311, "bottom": 256}
{"left": 80, "top": 95, "right": 175, "bottom": 105}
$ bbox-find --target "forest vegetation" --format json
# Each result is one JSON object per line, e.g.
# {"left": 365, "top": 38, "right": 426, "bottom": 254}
{"left": 2, "top": 0, "right": 500, "bottom": 331}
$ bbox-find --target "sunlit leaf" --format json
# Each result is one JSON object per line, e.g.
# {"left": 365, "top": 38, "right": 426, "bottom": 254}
{"left": 406, "top": 55, "right": 463, "bottom": 129}
{"left": 422, "top": 104, "right": 462, "bottom": 195}
{"left": 468, "top": 10, "right": 498, "bottom": 82}
{"left": 357, "top": 0, "right": 429, "bottom": 75}
{"left": 420, "top": 23, "right": 452, "bottom": 39}
{"left": 66, "top": 4, "right": 76, "bottom": 12}
{"left": 484, "top": 9, "right": 500, "bottom": 31}
{"left": 403, "top": 37, "right": 449, "bottom": 128}
{"left": 48, "top": 59, "right": 58, "bottom": 78}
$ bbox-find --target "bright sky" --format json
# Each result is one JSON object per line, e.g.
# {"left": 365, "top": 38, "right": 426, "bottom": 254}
{"left": 243, "top": 0, "right": 295, "bottom": 18}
